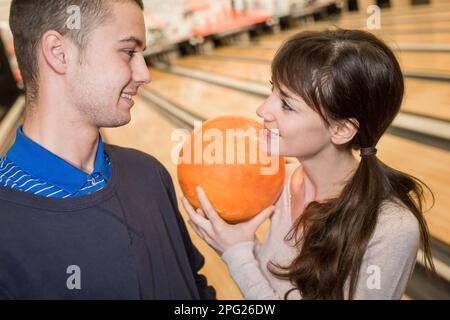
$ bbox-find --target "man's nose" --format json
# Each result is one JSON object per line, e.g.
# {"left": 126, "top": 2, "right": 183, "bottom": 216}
{"left": 133, "top": 55, "right": 152, "bottom": 85}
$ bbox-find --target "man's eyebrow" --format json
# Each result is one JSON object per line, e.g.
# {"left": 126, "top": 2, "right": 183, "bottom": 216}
{"left": 119, "top": 36, "right": 147, "bottom": 51}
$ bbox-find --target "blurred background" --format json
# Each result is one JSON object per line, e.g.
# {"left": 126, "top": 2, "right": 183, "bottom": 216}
{"left": 0, "top": 0, "right": 449, "bottom": 299}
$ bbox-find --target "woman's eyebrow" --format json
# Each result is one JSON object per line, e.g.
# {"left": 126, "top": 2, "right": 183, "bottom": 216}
{"left": 279, "top": 88, "right": 292, "bottom": 100}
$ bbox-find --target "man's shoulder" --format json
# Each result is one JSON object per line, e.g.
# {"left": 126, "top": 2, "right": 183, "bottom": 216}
{"left": 104, "top": 144, "right": 171, "bottom": 181}
{"left": 105, "top": 144, "right": 161, "bottom": 167}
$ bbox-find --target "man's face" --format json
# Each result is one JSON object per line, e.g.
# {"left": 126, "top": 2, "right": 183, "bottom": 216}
{"left": 68, "top": 1, "right": 151, "bottom": 128}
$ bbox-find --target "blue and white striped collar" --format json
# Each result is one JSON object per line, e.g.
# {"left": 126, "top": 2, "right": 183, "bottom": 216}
{"left": 6, "top": 126, "right": 109, "bottom": 194}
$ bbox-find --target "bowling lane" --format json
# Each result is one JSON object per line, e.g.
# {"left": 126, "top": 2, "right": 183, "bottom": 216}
{"left": 324, "top": 3, "right": 450, "bottom": 22}
{"left": 305, "top": 18, "right": 450, "bottom": 31}
{"left": 403, "top": 79, "right": 450, "bottom": 121}
{"left": 379, "top": 31, "right": 450, "bottom": 45}
{"left": 257, "top": 28, "right": 450, "bottom": 45}
{"left": 208, "top": 46, "right": 450, "bottom": 76}
{"left": 101, "top": 96, "right": 244, "bottom": 299}
{"left": 173, "top": 56, "right": 450, "bottom": 121}
{"left": 147, "top": 69, "right": 450, "bottom": 246}
{"left": 344, "top": 1, "right": 450, "bottom": 15}
{"left": 261, "top": 30, "right": 450, "bottom": 45}
{"left": 397, "top": 51, "right": 450, "bottom": 74}
{"left": 173, "top": 56, "right": 270, "bottom": 84}
{"left": 261, "top": 6, "right": 450, "bottom": 40}
{"left": 146, "top": 69, "right": 262, "bottom": 121}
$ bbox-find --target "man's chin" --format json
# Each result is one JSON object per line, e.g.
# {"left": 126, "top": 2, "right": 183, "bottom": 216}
{"left": 98, "top": 115, "right": 131, "bottom": 128}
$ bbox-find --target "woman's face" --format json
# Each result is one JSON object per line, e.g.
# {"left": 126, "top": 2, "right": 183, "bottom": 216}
{"left": 256, "top": 84, "right": 332, "bottom": 159}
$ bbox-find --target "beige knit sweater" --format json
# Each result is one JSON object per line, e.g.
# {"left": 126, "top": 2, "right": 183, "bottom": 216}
{"left": 221, "top": 163, "right": 420, "bottom": 300}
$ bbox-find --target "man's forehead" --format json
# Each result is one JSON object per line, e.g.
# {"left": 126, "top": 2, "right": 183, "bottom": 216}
{"left": 105, "top": 3, "right": 145, "bottom": 31}
{"left": 93, "top": 3, "right": 146, "bottom": 48}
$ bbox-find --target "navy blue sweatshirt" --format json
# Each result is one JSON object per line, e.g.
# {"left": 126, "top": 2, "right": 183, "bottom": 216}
{"left": 0, "top": 144, "right": 216, "bottom": 300}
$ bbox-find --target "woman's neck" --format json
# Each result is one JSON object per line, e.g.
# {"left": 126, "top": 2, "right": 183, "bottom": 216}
{"left": 298, "top": 148, "right": 359, "bottom": 202}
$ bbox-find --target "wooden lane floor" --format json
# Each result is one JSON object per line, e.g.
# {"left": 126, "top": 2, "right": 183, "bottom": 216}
{"left": 208, "top": 46, "right": 450, "bottom": 75}
{"left": 403, "top": 79, "right": 450, "bottom": 121}
{"left": 146, "top": 69, "right": 450, "bottom": 246}
{"left": 173, "top": 56, "right": 270, "bottom": 85}
{"left": 330, "top": 1, "right": 450, "bottom": 20}
{"left": 255, "top": 14, "right": 450, "bottom": 44}
{"left": 271, "top": 6, "right": 450, "bottom": 33}
{"left": 101, "top": 96, "right": 244, "bottom": 299}
{"left": 379, "top": 31, "right": 450, "bottom": 44}
{"left": 266, "top": 19, "right": 450, "bottom": 34}
{"left": 258, "top": 28, "right": 450, "bottom": 44}
{"left": 253, "top": 1, "right": 450, "bottom": 42}
{"left": 397, "top": 51, "right": 450, "bottom": 74}
{"left": 173, "top": 56, "right": 450, "bottom": 121}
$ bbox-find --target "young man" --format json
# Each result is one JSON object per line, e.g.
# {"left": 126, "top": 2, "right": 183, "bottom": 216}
{"left": 0, "top": 0, "right": 216, "bottom": 299}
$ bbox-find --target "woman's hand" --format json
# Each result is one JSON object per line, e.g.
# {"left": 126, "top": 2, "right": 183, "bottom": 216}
{"left": 181, "top": 186, "right": 276, "bottom": 255}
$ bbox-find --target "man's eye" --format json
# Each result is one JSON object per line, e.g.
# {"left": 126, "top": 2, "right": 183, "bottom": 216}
{"left": 124, "top": 50, "right": 136, "bottom": 58}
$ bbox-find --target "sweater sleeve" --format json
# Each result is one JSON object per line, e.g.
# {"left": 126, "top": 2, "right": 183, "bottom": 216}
{"left": 221, "top": 203, "right": 420, "bottom": 301}
{"left": 159, "top": 165, "right": 217, "bottom": 300}
{"left": 352, "top": 207, "right": 420, "bottom": 300}
{"left": 221, "top": 241, "right": 283, "bottom": 300}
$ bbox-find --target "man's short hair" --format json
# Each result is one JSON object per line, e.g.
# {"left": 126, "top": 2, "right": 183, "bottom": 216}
{"left": 9, "top": 0, "right": 144, "bottom": 102}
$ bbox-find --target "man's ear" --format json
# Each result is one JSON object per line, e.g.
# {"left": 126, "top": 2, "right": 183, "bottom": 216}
{"left": 329, "top": 118, "right": 359, "bottom": 145}
{"left": 41, "top": 30, "right": 68, "bottom": 75}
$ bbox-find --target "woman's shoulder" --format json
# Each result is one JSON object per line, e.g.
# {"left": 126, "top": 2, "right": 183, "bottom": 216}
{"left": 378, "top": 198, "right": 418, "bottom": 225}
{"left": 369, "top": 198, "right": 420, "bottom": 249}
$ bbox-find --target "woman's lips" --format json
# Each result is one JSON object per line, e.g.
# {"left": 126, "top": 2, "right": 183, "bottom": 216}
{"left": 264, "top": 128, "right": 280, "bottom": 139}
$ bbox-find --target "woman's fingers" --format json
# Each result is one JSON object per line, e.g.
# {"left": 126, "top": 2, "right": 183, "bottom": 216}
{"left": 181, "top": 197, "right": 214, "bottom": 236}
{"left": 196, "top": 186, "right": 225, "bottom": 226}
{"left": 187, "top": 219, "right": 202, "bottom": 236}
{"left": 188, "top": 219, "right": 220, "bottom": 252}
{"left": 196, "top": 208, "right": 206, "bottom": 218}
{"left": 247, "top": 205, "right": 276, "bottom": 231}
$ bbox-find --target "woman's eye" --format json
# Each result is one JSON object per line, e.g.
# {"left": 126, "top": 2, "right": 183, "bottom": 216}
{"left": 281, "top": 99, "right": 295, "bottom": 111}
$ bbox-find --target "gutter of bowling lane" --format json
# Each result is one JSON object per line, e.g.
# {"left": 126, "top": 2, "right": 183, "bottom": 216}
{"left": 136, "top": 83, "right": 450, "bottom": 295}
{"left": 152, "top": 64, "right": 450, "bottom": 151}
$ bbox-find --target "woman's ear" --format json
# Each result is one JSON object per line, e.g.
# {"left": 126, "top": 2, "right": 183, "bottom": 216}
{"left": 329, "top": 118, "right": 359, "bottom": 145}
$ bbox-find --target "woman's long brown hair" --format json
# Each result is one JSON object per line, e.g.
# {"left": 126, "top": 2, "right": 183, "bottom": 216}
{"left": 268, "top": 29, "right": 435, "bottom": 299}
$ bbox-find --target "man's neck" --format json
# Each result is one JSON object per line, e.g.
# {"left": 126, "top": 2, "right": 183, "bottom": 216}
{"left": 22, "top": 114, "right": 100, "bottom": 174}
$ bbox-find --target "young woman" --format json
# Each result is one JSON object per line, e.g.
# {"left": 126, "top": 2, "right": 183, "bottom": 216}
{"left": 182, "top": 29, "right": 435, "bottom": 300}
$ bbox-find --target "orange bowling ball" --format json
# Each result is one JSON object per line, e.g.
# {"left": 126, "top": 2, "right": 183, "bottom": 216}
{"left": 178, "top": 115, "right": 285, "bottom": 223}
